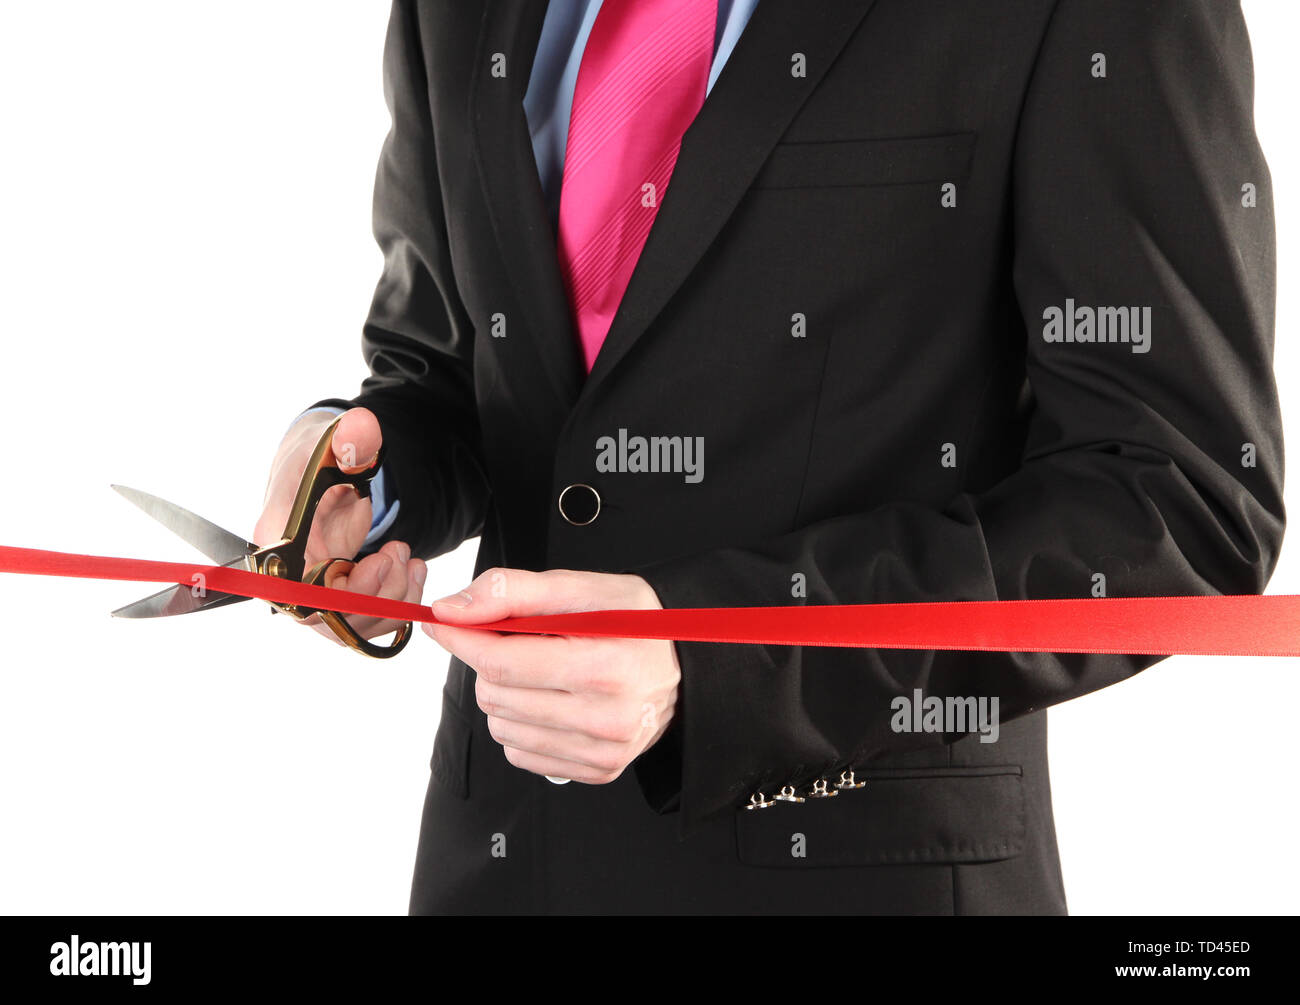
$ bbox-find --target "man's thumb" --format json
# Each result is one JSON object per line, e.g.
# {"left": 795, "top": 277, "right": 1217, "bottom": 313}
{"left": 332, "top": 407, "right": 383, "bottom": 474}
{"left": 431, "top": 568, "right": 588, "bottom": 625}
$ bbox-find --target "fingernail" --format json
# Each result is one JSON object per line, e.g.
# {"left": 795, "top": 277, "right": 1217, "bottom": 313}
{"left": 413, "top": 564, "right": 427, "bottom": 588}
{"left": 434, "top": 590, "right": 473, "bottom": 608}
{"left": 395, "top": 542, "right": 411, "bottom": 564}
{"left": 375, "top": 556, "right": 393, "bottom": 580}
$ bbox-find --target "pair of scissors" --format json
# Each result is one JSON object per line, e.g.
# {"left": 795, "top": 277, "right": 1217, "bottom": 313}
{"left": 111, "top": 416, "right": 412, "bottom": 658}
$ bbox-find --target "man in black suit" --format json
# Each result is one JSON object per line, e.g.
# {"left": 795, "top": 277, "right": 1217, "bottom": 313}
{"left": 257, "top": 0, "right": 1283, "bottom": 914}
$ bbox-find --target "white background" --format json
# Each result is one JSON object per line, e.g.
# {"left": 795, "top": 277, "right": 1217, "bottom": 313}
{"left": 0, "top": 1, "right": 1296, "bottom": 915}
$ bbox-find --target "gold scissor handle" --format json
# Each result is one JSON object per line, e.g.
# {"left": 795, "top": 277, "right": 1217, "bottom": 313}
{"left": 256, "top": 416, "right": 414, "bottom": 659}
{"left": 279, "top": 416, "right": 380, "bottom": 563}
{"left": 305, "top": 558, "right": 412, "bottom": 659}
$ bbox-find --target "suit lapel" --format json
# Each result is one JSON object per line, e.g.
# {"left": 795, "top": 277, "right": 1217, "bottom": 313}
{"left": 580, "top": 0, "right": 879, "bottom": 400}
{"left": 467, "top": 0, "right": 879, "bottom": 415}
{"left": 469, "top": 0, "right": 584, "bottom": 414}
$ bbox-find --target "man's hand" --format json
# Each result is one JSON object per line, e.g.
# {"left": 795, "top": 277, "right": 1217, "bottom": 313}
{"left": 255, "top": 406, "right": 426, "bottom": 644}
{"left": 424, "top": 569, "right": 680, "bottom": 784}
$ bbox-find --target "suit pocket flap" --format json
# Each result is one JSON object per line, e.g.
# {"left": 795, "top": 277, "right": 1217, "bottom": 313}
{"left": 735, "top": 766, "right": 1024, "bottom": 868}
{"left": 752, "top": 132, "right": 976, "bottom": 190}
{"left": 429, "top": 690, "right": 472, "bottom": 799}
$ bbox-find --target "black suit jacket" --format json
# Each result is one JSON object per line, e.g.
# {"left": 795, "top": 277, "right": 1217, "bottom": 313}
{"left": 315, "top": 0, "right": 1283, "bottom": 914}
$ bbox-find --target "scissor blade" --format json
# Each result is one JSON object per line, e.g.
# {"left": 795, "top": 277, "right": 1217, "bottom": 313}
{"left": 111, "top": 582, "right": 251, "bottom": 619}
{"left": 111, "top": 484, "right": 254, "bottom": 565}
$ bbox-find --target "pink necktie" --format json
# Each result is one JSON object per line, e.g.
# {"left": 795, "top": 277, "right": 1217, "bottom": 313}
{"left": 556, "top": 0, "right": 718, "bottom": 373}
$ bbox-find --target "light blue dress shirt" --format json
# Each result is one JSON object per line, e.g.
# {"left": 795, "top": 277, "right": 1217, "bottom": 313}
{"left": 324, "top": 0, "right": 760, "bottom": 544}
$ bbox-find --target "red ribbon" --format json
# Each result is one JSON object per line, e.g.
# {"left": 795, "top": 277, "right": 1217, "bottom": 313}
{"left": 2, "top": 543, "right": 1299, "bottom": 656}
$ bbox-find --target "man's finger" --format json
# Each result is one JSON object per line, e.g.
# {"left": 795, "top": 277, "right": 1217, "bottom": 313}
{"left": 473, "top": 677, "right": 640, "bottom": 744}
{"left": 473, "top": 676, "right": 584, "bottom": 732}
{"left": 423, "top": 622, "right": 591, "bottom": 690}
{"left": 486, "top": 715, "right": 626, "bottom": 772}
{"left": 499, "top": 745, "right": 622, "bottom": 785}
{"left": 344, "top": 553, "right": 426, "bottom": 639}
{"left": 330, "top": 548, "right": 395, "bottom": 596}
{"left": 305, "top": 542, "right": 422, "bottom": 642}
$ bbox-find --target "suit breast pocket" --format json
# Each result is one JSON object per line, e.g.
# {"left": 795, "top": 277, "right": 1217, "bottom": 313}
{"left": 750, "top": 131, "right": 977, "bottom": 190}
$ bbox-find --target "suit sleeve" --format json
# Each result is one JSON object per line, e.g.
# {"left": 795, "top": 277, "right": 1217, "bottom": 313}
{"left": 310, "top": 0, "right": 490, "bottom": 561}
{"left": 631, "top": 0, "right": 1284, "bottom": 827}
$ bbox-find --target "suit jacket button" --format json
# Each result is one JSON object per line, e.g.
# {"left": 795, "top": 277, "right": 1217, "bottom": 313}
{"left": 808, "top": 778, "right": 838, "bottom": 798}
{"left": 558, "top": 483, "right": 601, "bottom": 526}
